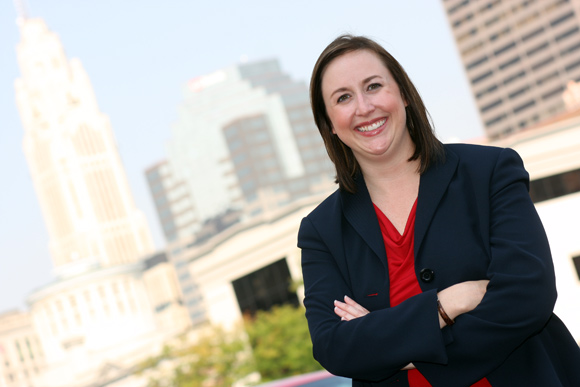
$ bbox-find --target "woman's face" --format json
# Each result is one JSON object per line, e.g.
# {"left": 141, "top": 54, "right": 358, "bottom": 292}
{"left": 321, "top": 49, "right": 412, "bottom": 166}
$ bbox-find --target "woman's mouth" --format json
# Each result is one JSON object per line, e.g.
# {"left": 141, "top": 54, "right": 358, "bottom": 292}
{"left": 356, "top": 118, "right": 387, "bottom": 132}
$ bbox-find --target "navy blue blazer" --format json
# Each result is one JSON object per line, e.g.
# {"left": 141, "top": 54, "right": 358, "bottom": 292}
{"left": 298, "top": 144, "right": 580, "bottom": 387}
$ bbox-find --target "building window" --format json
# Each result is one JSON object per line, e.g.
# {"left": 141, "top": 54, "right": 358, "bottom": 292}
{"left": 565, "top": 58, "right": 580, "bottom": 72}
{"left": 527, "top": 41, "right": 549, "bottom": 57}
{"left": 572, "top": 255, "right": 580, "bottom": 281}
{"left": 536, "top": 71, "right": 559, "bottom": 86}
{"left": 471, "top": 70, "right": 494, "bottom": 85}
{"left": 453, "top": 12, "right": 474, "bottom": 28}
{"left": 499, "top": 56, "right": 521, "bottom": 70}
{"left": 485, "top": 113, "right": 507, "bottom": 126}
{"left": 467, "top": 55, "right": 489, "bottom": 70}
{"left": 479, "top": 0, "right": 501, "bottom": 13}
{"left": 503, "top": 70, "right": 526, "bottom": 86}
{"left": 513, "top": 99, "right": 536, "bottom": 113}
{"left": 509, "top": 85, "right": 530, "bottom": 99}
{"left": 522, "top": 27, "right": 545, "bottom": 42}
{"left": 490, "top": 26, "right": 511, "bottom": 42}
{"left": 232, "top": 258, "right": 299, "bottom": 316}
{"left": 476, "top": 84, "right": 499, "bottom": 99}
{"left": 542, "top": 85, "right": 565, "bottom": 100}
{"left": 481, "top": 99, "right": 503, "bottom": 113}
{"left": 494, "top": 42, "right": 516, "bottom": 56}
{"left": 561, "top": 40, "right": 580, "bottom": 56}
{"left": 448, "top": 0, "right": 469, "bottom": 15}
{"left": 462, "top": 40, "right": 485, "bottom": 56}
{"left": 15, "top": 341, "right": 24, "bottom": 362}
{"left": 550, "top": 11, "right": 575, "bottom": 27}
{"left": 555, "top": 26, "right": 580, "bottom": 42}
{"left": 531, "top": 56, "right": 555, "bottom": 71}
{"left": 529, "top": 168, "right": 580, "bottom": 203}
{"left": 25, "top": 338, "right": 34, "bottom": 360}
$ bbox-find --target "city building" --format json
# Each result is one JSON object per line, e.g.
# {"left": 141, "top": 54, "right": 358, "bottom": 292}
{"left": 443, "top": 0, "right": 580, "bottom": 139}
{"left": 0, "top": 311, "right": 45, "bottom": 387}
{"left": 147, "top": 59, "right": 334, "bottom": 244}
{"left": 15, "top": 20, "right": 153, "bottom": 269}
{"left": 13, "top": 16, "right": 189, "bottom": 387}
{"left": 168, "top": 194, "right": 327, "bottom": 330}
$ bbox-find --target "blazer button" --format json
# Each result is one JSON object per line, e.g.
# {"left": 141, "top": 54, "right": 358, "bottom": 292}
{"left": 420, "top": 268, "right": 435, "bottom": 283}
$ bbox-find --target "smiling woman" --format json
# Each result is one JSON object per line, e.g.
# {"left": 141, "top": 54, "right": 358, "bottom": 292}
{"left": 298, "top": 34, "right": 580, "bottom": 387}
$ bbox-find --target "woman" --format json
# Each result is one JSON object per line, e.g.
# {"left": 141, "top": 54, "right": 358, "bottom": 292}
{"left": 298, "top": 34, "right": 580, "bottom": 387}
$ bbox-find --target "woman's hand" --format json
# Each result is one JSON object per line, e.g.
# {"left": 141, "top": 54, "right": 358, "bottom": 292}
{"left": 334, "top": 297, "right": 416, "bottom": 371}
{"left": 334, "top": 295, "right": 369, "bottom": 321}
{"left": 437, "top": 279, "right": 489, "bottom": 328}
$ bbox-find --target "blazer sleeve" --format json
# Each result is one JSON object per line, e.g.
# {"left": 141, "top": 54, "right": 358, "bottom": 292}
{"left": 416, "top": 147, "right": 557, "bottom": 386}
{"left": 299, "top": 216, "right": 449, "bottom": 382}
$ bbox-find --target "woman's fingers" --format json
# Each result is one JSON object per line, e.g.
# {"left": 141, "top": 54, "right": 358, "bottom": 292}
{"left": 334, "top": 296, "right": 370, "bottom": 321}
{"left": 344, "top": 295, "right": 370, "bottom": 315}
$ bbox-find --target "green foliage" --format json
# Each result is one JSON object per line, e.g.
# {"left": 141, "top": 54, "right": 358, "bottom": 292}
{"left": 141, "top": 325, "right": 255, "bottom": 387}
{"left": 139, "top": 304, "right": 321, "bottom": 386}
{"left": 245, "top": 304, "right": 322, "bottom": 382}
{"left": 172, "top": 326, "right": 255, "bottom": 386}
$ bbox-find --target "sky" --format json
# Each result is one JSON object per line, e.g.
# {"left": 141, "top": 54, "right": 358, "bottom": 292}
{"left": 0, "top": 0, "right": 484, "bottom": 313}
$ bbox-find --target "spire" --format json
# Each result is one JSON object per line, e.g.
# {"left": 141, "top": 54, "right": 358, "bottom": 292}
{"left": 14, "top": 0, "right": 29, "bottom": 23}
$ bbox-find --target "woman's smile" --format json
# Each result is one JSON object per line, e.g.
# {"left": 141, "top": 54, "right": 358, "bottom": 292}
{"left": 355, "top": 117, "right": 387, "bottom": 134}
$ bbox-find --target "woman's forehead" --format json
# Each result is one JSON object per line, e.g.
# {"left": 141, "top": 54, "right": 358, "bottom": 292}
{"left": 321, "top": 50, "right": 391, "bottom": 91}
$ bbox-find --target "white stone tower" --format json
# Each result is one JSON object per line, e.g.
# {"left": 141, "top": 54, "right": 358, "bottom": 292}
{"left": 12, "top": 13, "right": 189, "bottom": 387}
{"left": 14, "top": 18, "right": 154, "bottom": 271}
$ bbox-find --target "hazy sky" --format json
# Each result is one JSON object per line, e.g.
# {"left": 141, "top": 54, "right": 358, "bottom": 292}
{"left": 0, "top": 0, "right": 484, "bottom": 313}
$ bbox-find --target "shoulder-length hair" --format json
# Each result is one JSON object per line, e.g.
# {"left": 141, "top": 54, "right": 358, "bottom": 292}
{"left": 310, "top": 34, "right": 444, "bottom": 193}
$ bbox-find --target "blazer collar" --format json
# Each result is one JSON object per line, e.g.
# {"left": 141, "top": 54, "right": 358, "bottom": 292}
{"left": 415, "top": 148, "right": 458, "bottom": 257}
{"left": 340, "top": 147, "right": 459, "bottom": 261}
{"left": 341, "top": 173, "right": 388, "bottom": 264}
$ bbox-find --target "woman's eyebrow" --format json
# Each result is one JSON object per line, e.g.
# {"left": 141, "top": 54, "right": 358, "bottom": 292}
{"left": 329, "top": 75, "right": 381, "bottom": 98}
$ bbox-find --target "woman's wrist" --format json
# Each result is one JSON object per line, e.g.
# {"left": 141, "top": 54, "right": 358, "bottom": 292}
{"left": 437, "top": 299, "right": 455, "bottom": 326}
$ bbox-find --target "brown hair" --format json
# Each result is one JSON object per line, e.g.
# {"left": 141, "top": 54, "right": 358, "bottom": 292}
{"left": 310, "top": 34, "right": 444, "bottom": 193}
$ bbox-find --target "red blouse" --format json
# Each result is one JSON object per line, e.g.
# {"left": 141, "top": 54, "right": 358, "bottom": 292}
{"left": 374, "top": 199, "right": 491, "bottom": 387}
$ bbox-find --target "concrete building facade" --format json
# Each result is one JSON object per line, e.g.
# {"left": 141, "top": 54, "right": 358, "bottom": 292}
{"left": 14, "top": 18, "right": 154, "bottom": 269}
{"left": 0, "top": 311, "right": 45, "bottom": 387}
{"left": 147, "top": 59, "right": 334, "bottom": 244}
{"left": 12, "top": 17, "right": 189, "bottom": 387}
{"left": 169, "top": 195, "right": 326, "bottom": 330}
{"left": 443, "top": 0, "right": 580, "bottom": 139}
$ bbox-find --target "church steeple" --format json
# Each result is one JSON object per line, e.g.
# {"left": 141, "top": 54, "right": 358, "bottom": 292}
{"left": 13, "top": 0, "right": 29, "bottom": 22}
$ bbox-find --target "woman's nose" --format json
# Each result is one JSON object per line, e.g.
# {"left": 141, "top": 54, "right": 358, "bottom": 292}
{"left": 355, "top": 94, "right": 374, "bottom": 116}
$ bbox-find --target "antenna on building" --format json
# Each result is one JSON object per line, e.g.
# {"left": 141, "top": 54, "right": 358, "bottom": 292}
{"left": 14, "top": 0, "right": 30, "bottom": 23}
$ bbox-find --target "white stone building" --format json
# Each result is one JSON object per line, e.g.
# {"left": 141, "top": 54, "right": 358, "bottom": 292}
{"left": 12, "top": 17, "right": 189, "bottom": 387}
{"left": 0, "top": 311, "right": 45, "bottom": 387}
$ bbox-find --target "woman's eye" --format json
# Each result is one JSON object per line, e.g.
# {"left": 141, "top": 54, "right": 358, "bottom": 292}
{"left": 337, "top": 94, "right": 350, "bottom": 103}
{"left": 368, "top": 83, "right": 381, "bottom": 91}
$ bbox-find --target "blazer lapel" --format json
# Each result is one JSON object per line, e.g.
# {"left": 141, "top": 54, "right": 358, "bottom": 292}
{"left": 341, "top": 174, "right": 388, "bottom": 265}
{"left": 415, "top": 147, "right": 459, "bottom": 257}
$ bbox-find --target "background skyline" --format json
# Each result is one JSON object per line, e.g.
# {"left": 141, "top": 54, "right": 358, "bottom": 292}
{"left": 0, "top": 0, "right": 484, "bottom": 313}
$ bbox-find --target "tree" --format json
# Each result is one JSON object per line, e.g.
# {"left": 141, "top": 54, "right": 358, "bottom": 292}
{"left": 245, "top": 304, "right": 322, "bottom": 382}
{"left": 140, "top": 325, "right": 255, "bottom": 387}
{"left": 138, "top": 304, "right": 321, "bottom": 386}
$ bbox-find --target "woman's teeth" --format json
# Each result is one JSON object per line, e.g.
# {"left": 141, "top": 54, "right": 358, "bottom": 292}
{"left": 357, "top": 118, "right": 386, "bottom": 132}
